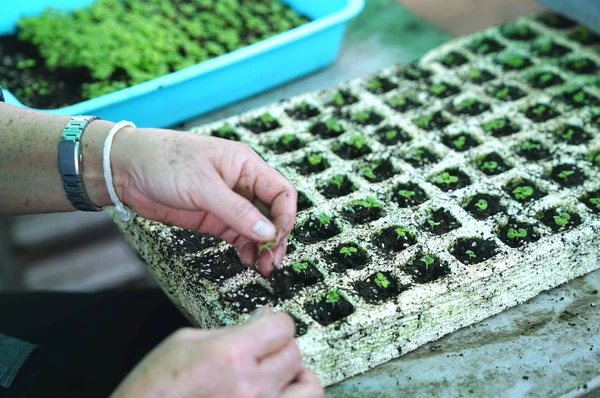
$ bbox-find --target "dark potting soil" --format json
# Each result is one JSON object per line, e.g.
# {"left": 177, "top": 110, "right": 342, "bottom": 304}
{"left": 268, "top": 135, "right": 304, "bottom": 154}
{"left": 401, "top": 63, "right": 432, "bottom": 81}
{"left": 354, "top": 272, "right": 405, "bottom": 304}
{"left": 414, "top": 111, "right": 451, "bottom": 131}
{"left": 468, "top": 37, "right": 505, "bottom": 55}
{"left": 431, "top": 168, "right": 471, "bottom": 192}
{"left": 188, "top": 246, "right": 247, "bottom": 282}
{"left": 270, "top": 264, "right": 323, "bottom": 300}
{"left": 350, "top": 110, "right": 384, "bottom": 126}
{"left": 294, "top": 216, "right": 340, "bottom": 245}
{"left": 393, "top": 183, "right": 428, "bottom": 207}
{"left": 285, "top": 103, "right": 321, "bottom": 120}
{"left": 451, "top": 238, "right": 498, "bottom": 265}
{"left": 564, "top": 58, "right": 598, "bottom": 75}
{"left": 551, "top": 164, "right": 585, "bottom": 187}
{"left": 372, "top": 226, "right": 416, "bottom": 253}
{"left": 327, "top": 243, "right": 369, "bottom": 272}
{"left": 555, "top": 125, "right": 591, "bottom": 145}
{"left": 465, "top": 69, "right": 496, "bottom": 84}
{"left": 292, "top": 316, "right": 308, "bottom": 337}
{"left": 242, "top": 115, "right": 281, "bottom": 133}
{"left": 404, "top": 147, "right": 439, "bottom": 167}
{"left": 505, "top": 178, "right": 546, "bottom": 203}
{"left": 310, "top": 120, "right": 345, "bottom": 138}
{"left": 464, "top": 193, "right": 504, "bottom": 219}
{"left": 539, "top": 207, "right": 582, "bottom": 233}
{"left": 442, "top": 133, "right": 479, "bottom": 152}
{"left": 320, "top": 175, "right": 355, "bottom": 199}
{"left": 476, "top": 152, "right": 511, "bottom": 176}
{"left": 225, "top": 284, "right": 273, "bottom": 314}
{"left": 376, "top": 125, "right": 412, "bottom": 146}
{"left": 403, "top": 253, "right": 450, "bottom": 284}
{"left": 487, "top": 84, "right": 526, "bottom": 102}
{"left": 306, "top": 294, "right": 354, "bottom": 326}
{"left": 294, "top": 154, "right": 330, "bottom": 175}
{"left": 532, "top": 40, "right": 571, "bottom": 57}
{"left": 342, "top": 201, "right": 385, "bottom": 225}
{"left": 297, "top": 192, "right": 313, "bottom": 212}
{"left": 536, "top": 13, "right": 576, "bottom": 29}
{"left": 451, "top": 99, "right": 490, "bottom": 116}
{"left": 165, "top": 228, "right": 221, "bottom": 257}
{"left": 439, "top": 51, "right": 470, "bottom": 68}
{"left": 582, "top": 191, "right": 600, "bottom": 214}
{"left": 528, "top": 72, "right": 564, "bottom": 89}
{"left": 366, "top": 77, "right": 398, "bottom": 94}
{"left": 421, "top": 208, "right": 461, "bottom": 235}
{"left": 524, "top": 104, "right": 560, "bottom": 122}
{"left": 497, "top": 220, "right": 540, "bottom": 248}
{"left": 386, "top": 95, "right": 423, "bottom": 113}
{"left": 569, "top": 27, "right": 600, "bottom": 46}
{"left": 211, "top": 128, "right": 241, "bottom": 141}
{"left": 361, "top": 159, "right": 396, "bottom": 183}
{"left": 481, "top": 117, "right": 520, "bottom": 137}
{"left": 328, "top": 90, "right": 359, "bottom": 108}
{"left": 496, "top": 55, "right": 533, "bottom": 71}
{"left": 333, "top": 140, "right": 372, "bottom": 160}
{"left": 516, "top": 139, "right": 552, "bottom": 161}
{"left": 500, "top": 23, "right": 538, "bottom": 41}
{"left": 286, "top": 242, "right": 296, "bottom": 254}
{"left": 560, "top": 89, "right": 599, "bottom": 108}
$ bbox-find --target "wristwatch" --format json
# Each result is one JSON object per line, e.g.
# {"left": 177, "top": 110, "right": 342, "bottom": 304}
{"left": 58, "top": 116, "right": 104, "bottom": 212}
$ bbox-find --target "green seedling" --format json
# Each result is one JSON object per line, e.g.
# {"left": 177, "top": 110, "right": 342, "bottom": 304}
{"left": 475, "top": 199, "right": 489, "bottom": 211}
{"left": 362, "top": 167, "right": 376, "bottom": 180}
{"left": 557, "top": 170, "right": 575, "bottom": 180}
{"left": 389, "top": 96, "right": 407, "bottom": 108}
{"left": 512, "top": 186, "right": 534, "bottom": 200}
{"left": 532, "top": 105, "right": 547, "bottom": 116}
{"left": 457, "top": 98, "right": 479, "bottom": 109}
{"left": 416, "top": 115, "right": 433, "bottom": 129}
{"left": 571, "top": 59, "right": 588, "bottom": 70}
{"left": 16, "top": 58, "right": 36, "bottom": 69}
{"left": 216, "top": 124, "right": 235, "bottom": 137}
{"left": 589, "top": 197, "right": 600, "bottom": 210}
{"left": 572, "top": 91, "right": 586, "bottom": 104}
{"left": 260, "top": 113, "right": 274, "bottom": 123}
{"left": 299, "top": 102, "right": 309, "bottom": 112}
{"left": 348, "top": 134, "right": 367, "bottom": 149}
{"left": 452, "top": 135, "right": 466, "bottom": 150}
{"left": 409, "top": 148, "right": 424, "bottom": 161}
{"left": 353, "top": 111, "right": 371, "bottom": 123}
{"left": 367, "top": 79, "right": 383, "bottom": 91}
{"left": 398, "top": 190, "right": 416, "bottom": 199}
{"left": 326, "top": 290, "right": 340, "bottom": 304}
{"left": 465, "top": 250, "right": 477, "bottom": 259}
{"left": 536, "top": 40, "right": 553, "bottom": 53}
{"left": 593, "top": 154, "right": 600, "bottom": 165}
{"left": 355, "top": 197, "right": 381, "bottom": 209}
{"left": 307, "top": 154, "right": 323, "bottom": 166}
{"left": 340, "top": 246, "right": 358, "bottom": 257}
{"left": 316, "top": 213, "right": 331, "bottom": 226}
{"left": 442, "top": 53, "right": 456, "bottom": 64}
{"left": 520, "top": 141, "right": 540, "bottom": 151}
{"left": 331, "top": 175, "right": 345, "bottom": 189}
{"left": 562, "top": 128, "right": 575, "bottom": 141}
{"left": 325, "top": 119, "right": 343, "bottom": 133}
{"left": 483, "top": 118, "right": 506, "bottom": 132}
{"left": 469, "top": 69, "right": 483, "bottom": 79}
{"left": 495, "top": 86, "right": 510, "bottom": 99}
{"left": 395, "top": 226, "right": 410, "bottom": 238}
{"left": 374, "top": 273, "right": 390, "bottom": 289}
{"left": 435, "top": 172, "right": 459, "bottom": 186}
{"left": 332, "top": 92, "right": 345, "bottom": 106}
{"left": 280, "top": 133, "right": 295, "bottom": 146}
{"left": 292, "top": 261, "right": 309, "bottom": 273}
{"left": 505, "top": 56, "right": 525, "bottom": 68}
{"left": 430, "top": 83, "right": 448, "bottom": 96}
{"left": 385, "top": 129, "right": 398, "bottom": 140}
{"left": 553, "top": 212, "right": 571, "bottom": 226}
{"left": 507, "top": 228, "right": 528, "bottom": 239}
{"left": 539, "top": 72, "right": 554, "bottom": 84}
{"left": 427, "top": 219, "right": 441, "bottom": 227}
{"left": 480, "top": 161, "right": 499, "bottom": 171}
{"left": 420, "top": 254, "right": 435, "bottom": 270}
{"left": 259, "top": 241, "right": 274, "bottom": 251}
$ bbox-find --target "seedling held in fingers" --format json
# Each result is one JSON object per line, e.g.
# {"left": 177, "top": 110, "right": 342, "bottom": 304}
{"left": 259, "top": 241, "right": 274, "bottom": 251}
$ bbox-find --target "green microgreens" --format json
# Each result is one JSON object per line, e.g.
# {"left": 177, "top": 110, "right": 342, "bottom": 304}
{"left": 316, "top": 213, "right": 331, "bottom": 226}
{"left": 331, "top": 174, "right": 345, "bottom": 189}
{"left": 416, "top": 115, "right": 433, "bottom": 129}
{"left": 332, "top": 92, "right": 345, "bottom": 106}
{"left": 420, "top": 254, "right": 435, "bottom": 270}
{"left": 553, "top": 212, "right": 571, "bottom": 226}
{"left": 562, "top": 128, "right": 575, "bottom": 141}
{"left": 495, "top": 87, "right": 510, "bottom": 99}
{"left": 572, "top": 91, "right": 586, "bottom": 104}
{"left": 512, "top": 185, "right": 534, "bottom": 200}
{"left": 483, "top": 118, "right": 506, "bottom": 132}
{"left": 260, "top": 113, "right": 274, "bottom": 123}
{"left": 430, "top": 83, "right": 448, "bottom": 95}
{"left": 385, "top": 129, "right": 398, "bottom": 140}
{"left": 457, "top": 97, "right": 478, "bottom": 109}
{"left": 507, "top": 228, "right": 528, "bottom": 239}
{"left": 557, "top": 170, "right": 575, "bottom": 180}
{"left": 435, "top": 172, "right": 459, "bottom": 186}
{"left": 374, "top": 273, "right": 390, "bottom": 289}
{"left": 217, "top": 124, "right": 235, "bottom": 136}
{"left": 465, "top": 250, "right": 477, "bottom": 259}
{"left": 427, "top": 219, "right": 441, "bottom": 227}
{"left": 469, "top": 69, "right": 483, "bottom": 79}
{"left": 398, "top": 190, "right": 415, "bottom": 199}
{"left": 590, "top": 197, "right": 600, "bottom": 210}
{"left": 348, "top": 134, "right": 367, "bottom": 149}
{"left": 394, "top": 226, "right": 410, "bottom": 238}
{"left": 325, "top": 119, "right": 343, "bottom": 133}
{"left": 593, "top": 154, "right": 600, "bottom": 165}
{"left": 531, "top": 105, "right": 547, "bottom": 116}
{"left": 292, "top": 261, "right": 309, "bottom": 273}
{"left": 480, "top": 161, "right": 499, "bottom": 171}
{"left": 388, "top": 96, "right": 407, "bottom": 108}
{"left": 367, "top": 79, "right": 383, "bottom": 91}
{"left": 475, "top": 199, "right": 488, "bottom": 211}
{"left": 325, "top": 290, "right": 340, "bottom": 304}
{"left": 280, "top": 133, "right": 295, "bottom": 146}
{"left": 452, "top": 135, "right": 466, "bottom": 150}
{"left": 353, "top": 111, "right": 371, "bottom": 123}
{"left": 539, "top": 72, "right": 554, "bottom": 84}
{"left": 307, "top": 154, "right": 323, "bottom": 166}
{"left": 340, "top": 246, "right": 358, "bottom": 257}
{"left": 362, "top": 167, "right": 376, "bottom": 180}
{"left": 355, "top": 196, "right": 381, "bottom": 209}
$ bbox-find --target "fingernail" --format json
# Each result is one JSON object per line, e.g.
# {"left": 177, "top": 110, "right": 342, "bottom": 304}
{"left": 252, "top": 219, "right": 276, "bottom": 240}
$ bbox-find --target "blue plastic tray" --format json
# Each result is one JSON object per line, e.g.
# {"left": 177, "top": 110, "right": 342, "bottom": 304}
{"left": 1, "top": 0, "right": 364, "bottom": 127}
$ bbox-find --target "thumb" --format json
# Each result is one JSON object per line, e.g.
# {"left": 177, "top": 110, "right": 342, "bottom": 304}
{"left": 203, "top": 177, "right": 277, "bottom": 242}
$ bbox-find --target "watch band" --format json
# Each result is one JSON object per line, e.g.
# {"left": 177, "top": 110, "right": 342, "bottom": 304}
{"left": 58, "top": 116, "right": 104, "bottom": 212}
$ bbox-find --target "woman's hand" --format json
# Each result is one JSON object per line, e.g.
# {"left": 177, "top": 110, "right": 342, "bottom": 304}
{"left": 110, "top": 128, "right": 297, "bottom": 275}
{"left": 111, "top": 309, "right": 324, "bottom": 398}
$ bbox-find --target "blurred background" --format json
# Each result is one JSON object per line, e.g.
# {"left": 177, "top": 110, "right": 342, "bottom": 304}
{"left": 0, "top": 0, "right": 543, "bottom": 292}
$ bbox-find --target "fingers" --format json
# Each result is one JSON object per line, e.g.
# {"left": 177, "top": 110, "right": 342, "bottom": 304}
{"left": 224, "top": 309, "right": 295, "bottom": 359}
{"left": 257, "top": 238, "right": 287, "bottom": 276}
{"left": 258, "top": 341, "right": 303, "bottom": 397}
{"left": 280, "top": 368, "right": 325, "bottom": 398}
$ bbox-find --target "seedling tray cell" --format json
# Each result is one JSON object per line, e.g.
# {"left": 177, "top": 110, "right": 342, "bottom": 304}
{"left": 1, "top": 0, "right": 364, "bottom": 127}
{"left": 111, "top": 15, "right": 600, "bottom": 386}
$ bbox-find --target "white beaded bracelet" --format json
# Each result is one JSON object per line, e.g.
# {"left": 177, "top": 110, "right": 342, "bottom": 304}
{"left": 103, "top": 120, "right": 136, "bottom": 222}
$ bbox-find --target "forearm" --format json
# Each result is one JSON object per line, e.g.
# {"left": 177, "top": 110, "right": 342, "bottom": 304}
{"left": 0, "top": 103, "right": 119, "bottom": 216}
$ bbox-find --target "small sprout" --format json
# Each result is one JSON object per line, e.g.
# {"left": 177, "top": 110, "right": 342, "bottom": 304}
{"left": 562, "top": 128, "right": 575, "bottom": 141}
{"left": 292, "top": 261, "right": 309, "bottom": 273}
{"left": 409, "top": 148, "right": 424, "bottom": 161}
{"left": 356, "top": 196, "right": 381, "bottom": 208}
{"left": 332, "top": 92, "right": 345, "bottom": 106}
{"left": 260, "top": 241, "right": 274, "bottom": 250}
{"left": 389, "top": 96, "right": 407, "bottom": 107}
{"left": 457, "top": 97, "right": 478, "bottom": 109}
{"left": 465, "top": 250, "right": 477, "bottom": 259}
{"left": 374, "top": 273, "right": 390, "bottom": 289}
{"left": 557, "top": 170, "right": 575, "bottom": 180}
{"left": 495, "top": 87, "right": 510, "bottom": 99}
{"left": 572, "top": 91, "right": 586, "bottom": 104}
{"left": 331, "top": 175, "right": 345, "bottom": 188}
{"left": 362, "top": 167, "right": 376, "bottom": 180}
{"left": 398, "top": 190, "right": 416, "bottom": 198}
{"left": 469, "top": 69, "right": 483, "bottom": 79}
{"left": 307, "top": 154, "right": 323, "bottom": 165}
{"left": 539, "top": 72, "right": 554, "bottom": 83}
{"left": 531, "top": 105, "right": 547, "bottom": 116}
{"left": 475, "top": 199, "right": 489, "bottom": 211}
{"left": 299, "top": 102, "right": 309, "bottom": 111}
{"left": 385, "top": 129, "right": 398, "bottom": 140}
{"left": 593, "top": 154, "right": 600, "bottom": 165}
{"left": 367, "top": 78, "right": 383, "bottom": 91}
{"left": 316, "top": 213, "right": 331, "bottom": 225}
{"left": 553, "top": 212, "right": 571, "bottom": 226}
{"left": 480, "top": 161, "right": 499, "bottom": 171}
{"left": 325, "top": 119, "right": 343, "bottom": 133}
{"left": 420, "top": 254, "right": 435, "bottom": 270}
{"left": 353, "top": 111, "right": 371, "bottom": 123}
{"left": 427, "top": 219, "right": 441, "bottom": 227}
{"left": 260, "top": 113, "right": 274, "bottom": 123}
{"left": 416, "top": 115, "right": 433, "bottom": 129}
{"left": 590, "top": 197, "right": 600, "bottom": 210}
{"left": 280, "top": 133, "right": 295, "bottom": 145}
{"left": 217, "top": 124, "right": 235, "bottom": 136}
{"left": 326, "top": 290, "right": 340, "bottom": 304}
{"left": 348, "top": 134, "right": 366, "bottom": 149}
{"left": 340, "top": 246, "right": 358, "bottom": 257}
{"left": 395, "top": 226, "right": 410, "bottom": 238}
{"left": 483, "top": 118, "right": 506, "bottom": 132}
{"left": 507, "top": 228, "right": 528, "bottom": 239}
{"left": 452, "top": 136, "right": 466, "bottom": 150}
{"left": 435, "top": 172, "right": 459, "bottom": 186}
{"left": 520, "top": 141, "right": 540, "bottom": 151}
{"left": 430, "top": 83, "right": 448, "bottom": 95}
{"left": 512, "top": 186, "right": 534, "bottom": 200}
{"left": 506, "top": 56, "right": 525, "bottom": 68}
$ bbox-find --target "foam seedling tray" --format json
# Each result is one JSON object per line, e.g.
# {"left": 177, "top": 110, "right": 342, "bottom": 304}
{"left": 111, "top": 14, "right": 600, "bottom": 386}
